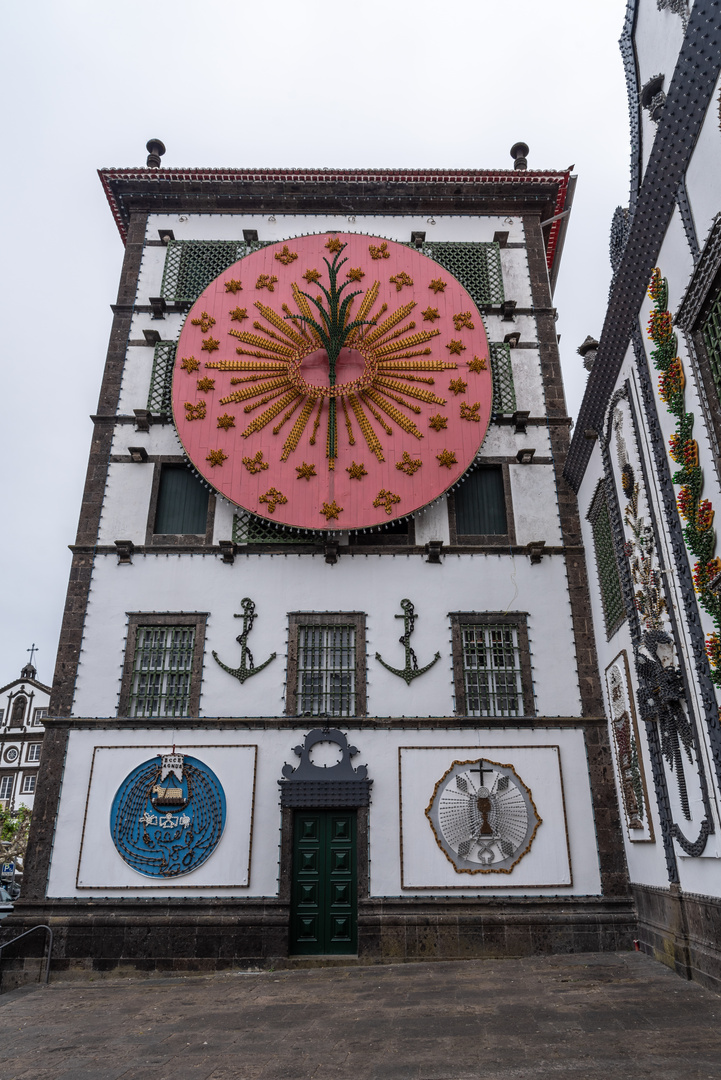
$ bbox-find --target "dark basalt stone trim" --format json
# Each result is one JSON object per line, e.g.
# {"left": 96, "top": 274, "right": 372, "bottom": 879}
{"left": 620, "top": 0, "right": 642, "bottom": 218}
{"left": 40, "top": 715, "right": 608, "bottom": 730}
{"left": 633, "top": 882, "right": 721, "bottom": 992}
{"left": 525, "top": 214, "right": 628, "bottom": 897}
{"left": 630, "top": 327, "right": 721, "bottom": 801}
{"left": 69, "top": 543, "right": 575, "bottom": 558}
{"left": 25, "top": 214, "right": 150, "bottom": 903}
{"left": 676, "top": 176, "right": 701, "bottom": 263}
{"left": 565, "top": 0, "right": 721, "bottom": 490}
{"left": 0, "top": 893, "right": 635, "bottom": 982}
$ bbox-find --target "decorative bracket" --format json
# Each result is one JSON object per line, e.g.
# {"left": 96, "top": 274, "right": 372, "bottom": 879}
{"left": 115, "top": 539, "right": 135, "bottom": 565}
{"left": 212, "top": 597, "right": 276, "bottom": 684}
{"left": 375, "top": 598, "right": 441, "bottom": 685}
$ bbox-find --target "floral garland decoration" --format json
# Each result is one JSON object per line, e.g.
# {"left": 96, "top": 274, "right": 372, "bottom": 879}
{"left": 647, "top": 268, "right": 721, "bottom": 683}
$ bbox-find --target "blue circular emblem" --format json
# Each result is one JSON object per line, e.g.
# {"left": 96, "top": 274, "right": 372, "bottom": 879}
{"left": 110, "top": 753, "right": 226, "bottom": 878}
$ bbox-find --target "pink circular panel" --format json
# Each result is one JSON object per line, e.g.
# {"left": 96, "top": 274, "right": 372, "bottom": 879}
{"left": 172, "top": 233, "right": 492, "bottom": 532}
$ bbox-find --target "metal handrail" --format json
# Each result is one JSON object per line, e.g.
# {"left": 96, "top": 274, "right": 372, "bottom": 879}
{"left": 0, "top": 924, "right": 53, "bottom": 986}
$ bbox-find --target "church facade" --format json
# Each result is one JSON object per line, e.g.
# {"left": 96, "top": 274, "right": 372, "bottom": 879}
{"left": 4, "top": 155, "right": 636, "bottom": 980}
{"left": 568, "top": 0, "right": 721, "bottom": 991}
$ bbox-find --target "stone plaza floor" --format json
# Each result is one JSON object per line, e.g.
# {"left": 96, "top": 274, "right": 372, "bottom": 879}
{"left": 1, "top": 952, "right": 720, "bottom": 1079}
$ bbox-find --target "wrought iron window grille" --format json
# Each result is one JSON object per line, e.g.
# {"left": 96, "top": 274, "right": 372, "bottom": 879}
{"left": 489, "top": 342, "right": 517, "bottom": 416}
{"left": 460, "top": 623, "right": 524, "bottom": 718}
{"left": 147, "top": 341, "right": 176, "bottom": 415}
{"left": 297, "top": 624, "right": 357, "bottom": 718}
{"left": 160, "top": 239, "right": 270, "bottom": 305}
{"left": 128, "top": 626, "right": 196, "bottom": 718}
{"left": 232, "top": 512, "right": 307, "bottom": 545}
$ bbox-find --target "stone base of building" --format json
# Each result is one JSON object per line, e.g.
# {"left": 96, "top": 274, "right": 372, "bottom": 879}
{"left": 633, "top": 883, "right": 721, "bottom": 993}
{"left": 0, "top": 896, "right": 636, "bottom": 991}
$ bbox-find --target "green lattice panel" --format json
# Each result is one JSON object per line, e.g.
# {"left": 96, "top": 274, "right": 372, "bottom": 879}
{"left": 233, "top": 512, "right": 307, "bottom": 545}
{"left": 489, "top": 343, "right": 516, "bottom": 415}
{"left": 590, "top": 493, "right": 625, "bottom": 637}
{"left": 160, "top": 240, "right": 269, "bottom": 304}
{"left": 702, "top": 288, "right": 721, "bottom": 399}
{"left": 147, "top": 341, "right": 176, "bottom": 414}
{"left": 417, "top": 242, "right": 505, "bottom": 309}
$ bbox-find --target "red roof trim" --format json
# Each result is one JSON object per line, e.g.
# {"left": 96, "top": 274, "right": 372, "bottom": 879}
{"left": 99, "top": 167, "right": 571, "bottom": 270}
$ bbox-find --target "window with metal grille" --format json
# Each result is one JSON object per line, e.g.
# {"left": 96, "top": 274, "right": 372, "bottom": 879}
{"left": 454, "top": 466, "right": 507, "bottom": 536}
{"left": 450, "top": 613, "right": 533, "bottom": 717}
{"left": 702, "top": 286, "right": 721, "bottom": 398}
{"left": 155, "top": 465, "right": 209, "bottom": 534}
{"left": 297, "top": 625, "right": 356, "bottom": 717}
{"left": 415, "top": 242, "right": 505, "bottom": 308}
{"left": 127, "top": 626, "right": 196, "bottom": 718}
{"left": 489, "top": 343, "right": 517, "bottom": 415}
{"left": 460, "top": 623, "right": 524, "bottom": 717}
{"left": 0, "top": 776, "right": 13, "bottom": 801}
{"left": 21, "top": 775, "right": 36, "bottom": 795}
{"left": 26, "top": 744, "right": 41, "bottom": 763}
{"left": 160, "top": 240, "right": 269, "bottom": 305}
{"left": 233, "top": 511, "right": 306, "bottom": 545}
{"left": 147, "top": 341, "right": 176, "bottom": 414}
{"left": 587, "top": 483, "right": 625, "bottom": 638}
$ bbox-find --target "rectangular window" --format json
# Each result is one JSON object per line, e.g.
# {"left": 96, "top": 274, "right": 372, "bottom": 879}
{"left": 450, "top": 613, "right": 534, "bottom": 718}
{"left": 287, "top": 613, "right": 366, "bottom": 717}
{"left": 587, "top": 483, "right": 626, "bottom": 638}
{"left": 21, "top": 775, "right": 36, "bottom": 795}
{"left": 119, "top": 614, "right": 207, "bottom": 718}
{"left": 32, "top": 708, "right": 47, "bottom": 726}
{"left": 0, "top": 776, "right": 13, "bottom": 801}
{"left": 489, "top": 343, "right": 517, "bottom": 416}
{"left": 154, "top": 464, "right": 209, "bottom": 535}
{"left": 453, "top": 466, "right": 508, "bottom": 537}
{"left": 26, "top": 744, "right": 42, "bottom": 763}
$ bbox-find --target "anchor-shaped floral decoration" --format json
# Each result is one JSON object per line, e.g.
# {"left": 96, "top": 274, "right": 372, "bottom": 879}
{"left": 375, "top": 598, "right": 441, "bottom": 685}
{"left": 212, "top": 597, "right": 276, "bottom": 684}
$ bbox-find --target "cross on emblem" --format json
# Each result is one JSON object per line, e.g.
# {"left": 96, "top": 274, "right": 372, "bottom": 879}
{"left": 469, "top": 760, "right": 495, "bottom": 790}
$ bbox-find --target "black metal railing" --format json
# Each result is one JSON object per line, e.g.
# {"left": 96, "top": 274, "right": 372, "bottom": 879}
{"left": 0, "top": 924, "right": 53, "bottom": 986}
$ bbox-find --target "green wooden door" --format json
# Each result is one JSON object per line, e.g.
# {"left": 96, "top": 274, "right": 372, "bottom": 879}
{"left": 290, "top": 810, "right": 357, "bottom": 955}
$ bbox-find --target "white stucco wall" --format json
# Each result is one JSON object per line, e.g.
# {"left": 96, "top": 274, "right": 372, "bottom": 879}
{"left": 46, "top": 724, "right": 601, "bottom": 899}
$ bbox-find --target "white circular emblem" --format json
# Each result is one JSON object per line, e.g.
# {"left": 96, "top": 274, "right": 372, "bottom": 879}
{"left": 425, "top": 758, "right": 541, "bottom": 874}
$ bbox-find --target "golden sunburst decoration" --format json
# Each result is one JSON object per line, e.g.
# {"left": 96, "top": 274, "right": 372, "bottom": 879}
{"left": 204, "top": 241, "right": 459, "bottom": 472}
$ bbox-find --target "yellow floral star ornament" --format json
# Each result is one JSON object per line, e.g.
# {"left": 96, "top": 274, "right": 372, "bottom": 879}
{"left": 201, "top": 336, "right": 220, "bottom": 354}
{"left": 389, "top": 271, "right": 413, "bottom": 292}
{"left": 421, "top": 307, "right": 440, "bottom": 322}
{"left": 460, "top": 402, "right": 482, "bottom": 422}
{"left": 428, "top": 413, "right": 448, "bottom": 432}
{"left": 224, "top": 279, "right": 243, "bottom": 294}
{"left": 321, "top": 500, "right": 343, "bottom": 520}
{"left": 229, "top": 307, "right": 249, "bottom": 322}
{"left": 453, "top": 312, "right": 475, "bottom": 331}
{"left": 295, "top": 461, "right": 317, "bottom": 480}
{"left": 216, "top": 412, "right": 236, "bottom": 430}
{"left": 346, "top": 267, "right": 365, "bottom": 282}
{"left": 325, "top": 237, "right": 344, "bottom": 253}
{"left": 184, "top": 400, "right": 207, "bottom": 421}
{"left": 437, "top": 449, "right": 458, "bottom": 468}
{"left": 180, "top": 355, "right": 200, "bottom": 373}
{"left": 346, "top": 461, "right": 368, "bottom": 480}
{"left": 448, "top": 378, "right": 468, "bottom": 395}
{"left": 196, "top": 377, "right": 215, "bottom": 393}
{"left": 369, "top": 242, "right": 390, "bottom": 260}
{"left": 467, "top": 355, "right": 487, "bottom": 373}
{"left": 206, "top": 449, "right": 228, "bottom": 467}
{"left": 429, "top": 278, "right": 447, "bottom": 294}
{"left": 303, "top": 268, "right": 322, "bottom": 284}
{"left": 446, "top": 339, "right": 466, "bottom": 356}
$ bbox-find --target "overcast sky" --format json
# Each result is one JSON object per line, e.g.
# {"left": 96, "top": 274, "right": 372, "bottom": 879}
{"left": 0, "top": 0, "right": 629, "bottom": 690}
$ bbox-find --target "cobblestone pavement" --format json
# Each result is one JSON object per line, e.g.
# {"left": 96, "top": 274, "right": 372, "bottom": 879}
{"left": 1, "top": 952, "right": 720, "bottom": 1079}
